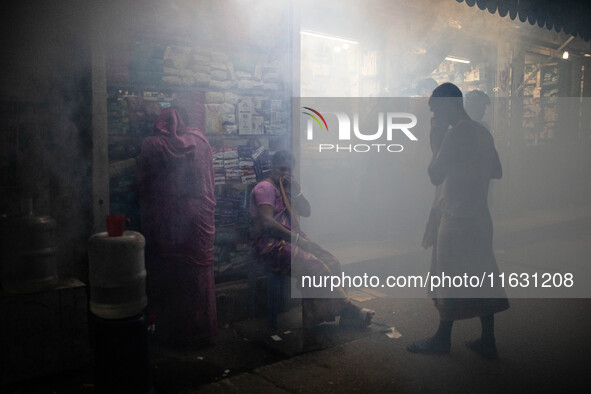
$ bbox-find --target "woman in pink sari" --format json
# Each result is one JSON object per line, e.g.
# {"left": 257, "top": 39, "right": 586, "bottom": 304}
{"left": 250, "top": 150, "right": 375, "bottom": 329}
{"left": 137, "top": 107, "right": 217, "bottom": 347}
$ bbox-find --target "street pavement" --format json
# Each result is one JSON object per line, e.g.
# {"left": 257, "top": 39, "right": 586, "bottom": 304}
{"left": 188, "top": 298, "right": 591, "bottom": 394}
{"left": 181, "top": 203, "right": 591, "bottom": 393}
{"left": 3, "top": 204, "right": 591, "bottom": 393}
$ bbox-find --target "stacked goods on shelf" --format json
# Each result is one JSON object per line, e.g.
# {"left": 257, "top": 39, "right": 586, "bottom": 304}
{"left": 212, "top": 147, "right": 237, "bottom": 186}
{"left": 236, "top": 97, "right": 254, "bottom": 135}
{"left": 107, "top": 91, "right": 164, "bottom": 165}
{"left": 107, "top": 38, "right": 289, "bottom": 281}
{"left": 214, "top": 187, "right": 243, "bottom": 228}
{"left": 236, "top": 96, "right": 286, "bottom": 136}
{"left": 266, "top": 99, "right": 286, "bottom": 135}
{"left": 212, "top": 145, "right": 273, "bottom": 187}
{"left": 161, "top": 44, "right": 283, "bottom": 93}
{"left": 223, "top": 148, "right": 241, "bottom": 184}
{"left": 431, "top": 59, "right": 489, "bottom": 96}
{"left": 162, "top": 45, "right": 201, "bottom": 87}
{"left": 107, "top": 94, "right": 131, "bottom": 143}
{"left": 107, "top": 94, "right": 137, "bottom": 228}
{"left": 107, "top": 103, "right": 131, "bottom": 228}
{"left": 239, "top": 157, "right": 256, "bottom": 184}
{"left": 521, "top": 62, "right": 561, "bottom": 145}
{"left": 213, "top": 184, "right": 252, "bottom": 277}
{"left": 211, "top": 145, "right": 268, "bottom": 186}
{"left": 522, "top": 63, "right": 540, "bottom": 145}
{"left": 147, "top": 41, "right": 288, "bottom": 136}
{"left": 205, "top": 91, "right": 237, "bottom": 134}
{"left": 540, "top": 65, "right": 559, "bottom": 141}
{"left": 210, "top": 143, "right": 274, "bottom": 276}
{"left": 542, "top": 65, "right": 559, "bottom": 85}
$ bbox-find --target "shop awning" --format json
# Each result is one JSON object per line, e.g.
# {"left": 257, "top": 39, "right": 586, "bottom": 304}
{"left": 456, "top": 0, "right": 591, "bottom": 41}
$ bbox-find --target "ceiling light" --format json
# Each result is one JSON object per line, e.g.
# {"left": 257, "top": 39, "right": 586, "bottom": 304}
{"left": 448, "top": 18, "right": 462, "bottom": 29}
{"left": 300, "top": 31, "right": 359, "bottom": 45}
{"left": 445, "top": 56, "right": 470, "bottom": 64}
{"left": 562, "top": 51, "right": 569, "bottom": 59}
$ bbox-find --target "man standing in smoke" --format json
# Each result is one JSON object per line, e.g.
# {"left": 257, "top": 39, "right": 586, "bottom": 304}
{"left": 408, "top": 83, "right": 509, "bottom": 359}
{"left": 464, "top": 89, "right": 491, "bottom": 130}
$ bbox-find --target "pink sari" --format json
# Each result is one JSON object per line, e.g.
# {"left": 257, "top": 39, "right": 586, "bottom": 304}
{"left": 250, "top": 180, "right": 350, "bottom": 326}
{"left": 138, "top": 108, "right": 217, "bottom": 344}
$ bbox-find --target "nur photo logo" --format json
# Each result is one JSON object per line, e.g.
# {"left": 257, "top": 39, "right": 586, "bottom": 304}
{"left": 301, "top": 106, "right": 329, "bottom": 131}
{"left": 300, "top": 105, "right": 418, "bottom": 153}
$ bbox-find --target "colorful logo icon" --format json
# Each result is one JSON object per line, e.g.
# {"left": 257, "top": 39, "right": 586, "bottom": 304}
{"left": 301, "top": 107, "right": 328, "bottom": 131}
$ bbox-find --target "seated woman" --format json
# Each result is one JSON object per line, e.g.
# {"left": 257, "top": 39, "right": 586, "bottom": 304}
{"left": 249, "top": 150, "right": 374, "bottom": 328}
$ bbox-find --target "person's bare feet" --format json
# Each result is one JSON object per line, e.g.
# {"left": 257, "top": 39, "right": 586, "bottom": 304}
{"left": 339, "top": 305, "right": 375, "bottom": 328}
{"left": 466, "top": 338, "right": 498, "bottom": 359}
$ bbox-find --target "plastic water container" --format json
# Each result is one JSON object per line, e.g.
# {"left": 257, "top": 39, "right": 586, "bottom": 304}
{"left": 1, "top": 201, "right": 58, "bottom": 294}
{"left": 88, "top": 231, "right": 147, "bottom": 319}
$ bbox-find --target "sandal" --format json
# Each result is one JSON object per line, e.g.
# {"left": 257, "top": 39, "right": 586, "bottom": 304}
{"left": 339, "top": 304, "right": 375, "bottom": 328}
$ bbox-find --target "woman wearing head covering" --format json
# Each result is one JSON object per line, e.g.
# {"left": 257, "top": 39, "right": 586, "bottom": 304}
{"left": 249, "top": 150, "right": 375, "bottom": 329}
{"left": 137, "top": 107, "right": 217, "bottom": 347}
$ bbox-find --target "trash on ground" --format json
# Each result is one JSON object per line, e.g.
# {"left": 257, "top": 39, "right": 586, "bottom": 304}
{"left": 386, "top": 327, "right": 402, "bottom": 339}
